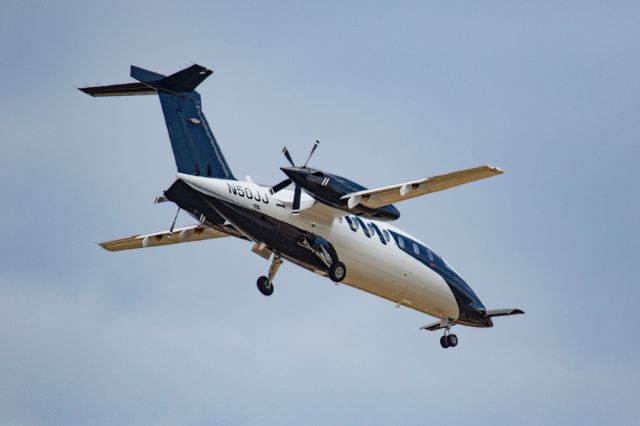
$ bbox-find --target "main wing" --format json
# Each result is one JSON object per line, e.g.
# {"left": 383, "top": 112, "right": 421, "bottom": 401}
{"left": 341, "top": 165, "right": 503, "bottom": 209}
{"left": 99, "top": 224, "right": 230, "bottom": 252}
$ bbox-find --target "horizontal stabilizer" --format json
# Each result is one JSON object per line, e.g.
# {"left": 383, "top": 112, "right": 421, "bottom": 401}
{"left": 131, "top": 64, "right": 213, "bottom": 94}
{"left": 129, "top": 65, "right": 165, "bottom": 83}
{"left": 156, "top": 64, "right": 213, "bottom": 93}
{"left": 485, "top": 308, "right": 525, "bottom": 318}
{"left": 79, "top": 82, "right": 156, "bottom": 97}
{"left": 99, "top": 224, "right": 229, "bottom": 252}
{"left": 79, "top": 64, "right": 213, "bottom": 97}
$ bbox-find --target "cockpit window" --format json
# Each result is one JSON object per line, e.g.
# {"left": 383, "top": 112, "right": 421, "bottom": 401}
{"left": 442, "top": 258, "right": 461, "bottom": 276}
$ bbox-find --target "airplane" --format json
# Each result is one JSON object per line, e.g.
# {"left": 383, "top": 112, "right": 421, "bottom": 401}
{"left": 79, "top": 63, "right": 524, "bottom": 349}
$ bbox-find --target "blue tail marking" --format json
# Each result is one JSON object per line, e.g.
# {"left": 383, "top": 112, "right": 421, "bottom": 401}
{"left": 80, "top": 64, "right": 235, "bottom": 179}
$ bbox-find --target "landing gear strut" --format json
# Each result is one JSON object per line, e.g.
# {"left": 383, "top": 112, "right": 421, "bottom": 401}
{"left": 439, "top": 321, "right": 458, "bottom": 349}
{"left": 300, "top": 235, "right": 346, "bottom": 283}
{"left": 257, "top": 254, "right": 283, "bottom": 296}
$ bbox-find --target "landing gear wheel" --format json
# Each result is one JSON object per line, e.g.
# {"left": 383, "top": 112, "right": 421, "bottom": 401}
{"left": 328, "top": 261, "right": 346, "bottom": 282}
{"left": 446, "top": 334, "right": 458, "bottom": 347}
{"left": 440, "top": 335, "right": 450, "bottom": 349}
{"left": 257, "top": 276, "right": 273, "bottom": 296}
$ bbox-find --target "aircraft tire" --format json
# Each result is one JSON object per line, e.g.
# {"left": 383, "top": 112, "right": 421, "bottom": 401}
{"left": 440, "top": 335, "right": 450, "bottom": 348}
{"left": 447, "top": 334, "right": 458, "bottom": 347}
{"left": 329, "top": 261, "right": 346, "bottom": 282}
{"left": 257, "top": 276, "right": 274, "bottom": 296}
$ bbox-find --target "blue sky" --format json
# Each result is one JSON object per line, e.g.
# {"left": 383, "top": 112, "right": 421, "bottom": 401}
{"left": 1, "top": 1, "right": 639, "bottom": 424}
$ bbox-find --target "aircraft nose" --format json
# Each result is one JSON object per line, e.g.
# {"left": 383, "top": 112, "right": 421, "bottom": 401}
{"left": 280, "top": 166, "right": 307, "bottom": 182}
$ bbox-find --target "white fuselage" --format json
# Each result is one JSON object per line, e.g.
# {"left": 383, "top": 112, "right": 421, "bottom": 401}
{"left": 178, "top": 174, "right": 460, "bottom": 321}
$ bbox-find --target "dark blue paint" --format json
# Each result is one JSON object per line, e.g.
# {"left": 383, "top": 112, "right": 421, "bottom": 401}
{"left": 280, "top": 167, "right": 401, "bottom": 221}
{"left": 130, "top": 65, "right": 236, "bottom": 179}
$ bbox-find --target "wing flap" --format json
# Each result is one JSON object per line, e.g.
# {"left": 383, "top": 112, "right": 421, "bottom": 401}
{"left": 342, "top": 165, "right": 503, "bottom": 209}
{"left": 99, "top": 224, "right": 229, "bottom": 252}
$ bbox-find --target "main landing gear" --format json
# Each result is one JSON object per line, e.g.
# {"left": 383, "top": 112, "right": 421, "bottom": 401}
{"left": 328, "top": 261, "right": 346, "bottom": 283}
{"left": 300, "top": 235, "right": 346, "bottom": 283}
{"left": 440, "top": 321, "right": 458, "bottom": 349}
{"left": 257, "top": 254, "right": 283, "bottom": 296}
{"left": 256, "top": 235, "right": 346, "bottom": 296}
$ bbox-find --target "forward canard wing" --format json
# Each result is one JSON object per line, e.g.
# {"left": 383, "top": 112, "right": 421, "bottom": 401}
{"left": 99, "top": 224, "right": 230, "bottom": 252}
{"left": 341, "top": 165, "right": 503, "bottom": 209}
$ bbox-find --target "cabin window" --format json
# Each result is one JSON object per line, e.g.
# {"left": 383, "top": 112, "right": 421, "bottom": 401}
{"left": 355, "top": 217, "right": 371, "bottom": 238}
{"left": 369, "top": 222, "right": 387, "bottom": 245}
{"left": 397, "top": 235, "right": 405, "bottom": 249}
{"left": 427, "top": 249, "right": 434, "bottom": 261}
{"left": 345, "top": 216, "right": 358, "bottom": 232}
{"left": 383, "top": 229, "right": 391, "bottom": 243}
{"left": 367, "top": 223, "right": 375, "bottom": 235}
{"left": 413, "top": 242, "right": 420, "bottom": 255}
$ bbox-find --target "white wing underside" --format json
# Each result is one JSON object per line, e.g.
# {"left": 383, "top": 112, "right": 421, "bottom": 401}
{"left": 99, "top": 224, "right": 230, "bottom": 252}
{"left": 342, "top": 165, "right": 503, "bottom": 209}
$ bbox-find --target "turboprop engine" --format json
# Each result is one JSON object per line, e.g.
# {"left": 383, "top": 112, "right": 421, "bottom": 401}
{"left": 269, "top": 141, "right": 400, "bottom": 221}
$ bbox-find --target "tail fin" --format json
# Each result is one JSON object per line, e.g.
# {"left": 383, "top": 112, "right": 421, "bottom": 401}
{"left": 79, "top": 64, "right": 235, "bottom": 180}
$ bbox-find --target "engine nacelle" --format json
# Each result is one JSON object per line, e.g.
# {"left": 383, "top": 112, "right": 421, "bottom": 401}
{"left": 281, "top": 167, "right": 400, "bottom": 221}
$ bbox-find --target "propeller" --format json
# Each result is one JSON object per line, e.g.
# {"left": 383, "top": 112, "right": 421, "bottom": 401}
{"left": 270, "top": 140, "right": 320, "bottom": 214}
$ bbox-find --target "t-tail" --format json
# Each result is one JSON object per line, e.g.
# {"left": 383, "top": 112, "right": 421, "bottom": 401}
{"left": 79, "top": 64, "right": 235, "bottom": 180}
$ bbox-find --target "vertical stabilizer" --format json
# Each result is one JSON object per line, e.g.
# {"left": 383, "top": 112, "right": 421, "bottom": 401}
{"left": 80, "top": 64, "right": 236, "bottom": 180}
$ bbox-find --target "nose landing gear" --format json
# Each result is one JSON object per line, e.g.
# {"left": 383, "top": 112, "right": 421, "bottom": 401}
{"left": 440, "top": 321, "right": 458, "bottom": 349}
{"left": 420, "top": 318, "right": 459, "bottom": 349}
{"left": 440, "top": 333, "right": 458, "bottom": 349}
{"left": 257, "top": 254, "right": 283, "bottom": 296}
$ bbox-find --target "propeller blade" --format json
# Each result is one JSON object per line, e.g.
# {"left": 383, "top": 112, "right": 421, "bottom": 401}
{"left": 270, "top": 178, "right": 292, "bottom": 194}
{"left": 282, "top": 146, "right": 295, "bottom": 167}
{"left": 292, "top": 184, "right": 302, "bottom": 214}
{"left": 302, "top": 140, "right": 320, "bottom": 168}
